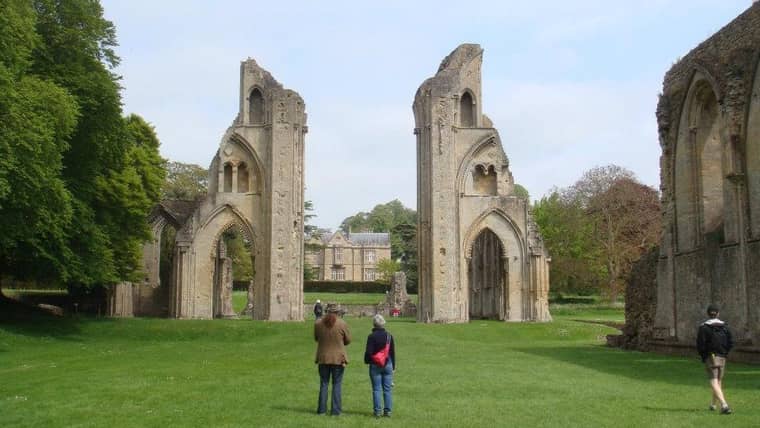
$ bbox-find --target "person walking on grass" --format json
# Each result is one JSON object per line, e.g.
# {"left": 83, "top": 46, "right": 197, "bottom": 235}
{"left": 696, "top": 304, "right": 734, "bottom": 415}
{"left": 314, "top": 299, "right": 323, "bottom": 319}
{"left": 364, "top": 314, "right": 396, "bottom": 418}
{"left": 314, "top": 303, "right": 351, "bottom": 416}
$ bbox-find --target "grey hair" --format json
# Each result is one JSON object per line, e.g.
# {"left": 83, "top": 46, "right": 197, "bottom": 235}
{"left": 373, "top": 314, "right": 386, "bottom": 328}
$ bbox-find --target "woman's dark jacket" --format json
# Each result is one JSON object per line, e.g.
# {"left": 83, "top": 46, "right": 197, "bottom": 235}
{"left": 364, "top": 327, "right": 396, "bottom": 368}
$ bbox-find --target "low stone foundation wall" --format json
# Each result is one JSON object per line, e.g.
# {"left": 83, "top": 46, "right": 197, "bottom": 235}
{"left": 647, "top": 340, "right": 760, "bottom": 365}
{"left": 302, "top": 303, "right": 417, "bottom": 319}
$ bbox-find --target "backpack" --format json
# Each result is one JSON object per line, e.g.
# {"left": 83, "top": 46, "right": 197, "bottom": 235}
{"left": 707, "top": 324, "right": 730, "bottom": 354}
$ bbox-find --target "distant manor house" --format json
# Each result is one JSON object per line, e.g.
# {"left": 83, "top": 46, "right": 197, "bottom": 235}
{"left": 306, "top": 231, "right": 392, "bottom": 282}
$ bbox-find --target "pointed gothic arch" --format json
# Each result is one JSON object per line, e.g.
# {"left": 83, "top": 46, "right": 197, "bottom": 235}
{"left": 249, "top": 87, "right": 265, "bottom": 125}
{"left": 673, "top": 70, "right": 725, "bottom": 250}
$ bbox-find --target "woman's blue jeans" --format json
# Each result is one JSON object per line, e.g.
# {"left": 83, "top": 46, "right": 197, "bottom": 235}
{"left": 369, "top": 359, "right": 393, "bottom": 415}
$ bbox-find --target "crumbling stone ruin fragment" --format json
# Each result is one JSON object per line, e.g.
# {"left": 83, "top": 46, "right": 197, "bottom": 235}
{"left": 413, "top": 44, "right": 551, "bottom": 323}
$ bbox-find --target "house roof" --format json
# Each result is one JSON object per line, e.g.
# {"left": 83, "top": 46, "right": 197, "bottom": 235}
{"left": 347, "top": 232, "right": 390, "bottom": 246}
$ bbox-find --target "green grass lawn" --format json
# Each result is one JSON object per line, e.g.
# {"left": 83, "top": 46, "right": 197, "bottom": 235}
{"left": 1, "top": 300, "right": 758, "bottom": 427}
{"left": 232, "top": 292, "right": 415, "bottom": 313}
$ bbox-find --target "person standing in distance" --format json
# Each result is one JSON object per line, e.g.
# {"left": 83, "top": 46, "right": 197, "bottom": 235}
{"left": 696, "top": 304, "right": 734, "bottom": 414}
{"left": 364, "top": 314, "right": 396, "bottom": 418}
{"left": 314, "top": 303, "right": 351, "bottom": 416}
{"left": 314, "top": 299, "right": 323, "bottom": 319}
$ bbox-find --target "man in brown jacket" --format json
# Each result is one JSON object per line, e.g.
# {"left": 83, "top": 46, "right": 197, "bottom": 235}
{"left": 314, "top": 304, "right": 351, "bottom": 415}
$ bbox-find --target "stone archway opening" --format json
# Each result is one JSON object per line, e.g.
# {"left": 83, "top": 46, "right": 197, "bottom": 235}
{"left": 212, "top": 224, "right": 255, "bottom": 318}
{"left": 468, "top": 228, "right": 505, "bottom": 320}
{"left": 156, "top": 223, "right": 177, "bottom": 315}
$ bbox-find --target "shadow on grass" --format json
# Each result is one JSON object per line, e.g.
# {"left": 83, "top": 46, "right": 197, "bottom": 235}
{"left": 0, "top": 298, "right": 82, "bottom": 340}
{"left": 270, "top": 404, "right": 370, "bottom": 417}
{"left": 642, "top": 405, "right": 705, "bottom": 413}
{"left": 516, "top": 345, "right": 760, "bottom": 390}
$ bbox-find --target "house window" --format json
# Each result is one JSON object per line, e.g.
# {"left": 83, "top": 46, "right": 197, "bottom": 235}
{"left": 331, "top": 268, "right": 345, "bottom": 281}
{"left": 334, "top": 247, "right": 343, "bottom": 264}
{"left": 364, "top": 268, "right": 376, "bottom": 281}
{"left": 364, "top": 249, "right": 376, "bottom": 263}
{"left": 311, "top": 267, "right": 320, "bottom": 279}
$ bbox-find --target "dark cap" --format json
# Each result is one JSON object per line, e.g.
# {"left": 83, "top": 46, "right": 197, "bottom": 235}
{"left": 706, "top": 304, "right": 720, "bottom": 315}
{"left": 326, "top": 303, "right": 341, "bottom": 313}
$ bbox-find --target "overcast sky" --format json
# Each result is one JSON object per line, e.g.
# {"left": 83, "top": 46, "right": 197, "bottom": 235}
{"left": 101, "top": 0, "right": 752, "bottom": 229}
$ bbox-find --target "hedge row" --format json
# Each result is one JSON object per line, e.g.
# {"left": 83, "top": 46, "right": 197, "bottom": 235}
{"left": 304, "top": 281, "right": 389, "bottom": 294}
{"left": 232, "top": 280, "right": 390, "bottom": 293}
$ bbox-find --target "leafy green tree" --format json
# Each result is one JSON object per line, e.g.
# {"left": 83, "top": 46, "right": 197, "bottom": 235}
{"left": 223, "top": 228, "right": 253, "bottom": 282}
{"left": 533, "top": 165, "right": 660, "bottom": 300}
{"left": 28, "top": 0, "right": 165, "bottom": 287}
{"left": 303, "top": 200, "right": 321, "bottom": 281}
{"left": 533, "top": 192, "right": 602, "bottom": 294}
{"left": 376, "top": 258, "right": 400, "bottom": 285}
{"left": 0, "top": 0, "right": 78, "bottom": 292}
{"left": 162, "top": 161, "right": 208, "bottom": 200}
{"left": 513, "top": 183, "right": 530, "bottom": 200}
{"left": 339, "top": 199, "right": 418, "bottom": 290}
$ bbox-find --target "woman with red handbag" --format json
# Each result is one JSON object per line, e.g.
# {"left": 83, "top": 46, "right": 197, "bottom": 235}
{"left": 364, "top": 314, "right": 396, "bottom": 418}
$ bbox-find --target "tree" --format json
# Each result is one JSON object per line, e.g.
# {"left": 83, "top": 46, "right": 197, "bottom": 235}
{"left": 0, "top": 0, "right": 78, "bottom": 291}
{"left": 162, "top": 161, "right": 208, "bottom": 200}
{"left": 303, "top": 200, "right": 320, "bottom": 281}
{"left": 339, "top": 199, "right": 418, "bottom": 290}
{"left": 533, "top": 165, "right": 660, "bottom": 299}
{"left": 28, "top": 0, "right": 165, "bottom": 287}
{"left": 587, "top": 178, "right": 661, "bottom": 302}
{"left": 532, "top": 192, "right": 602, "bottom": 294}
{"left": 513, "top": 183, "right": 530, "bottom": 200}
{"left": 376, "top": 258, "right": 400, "bottom": 285}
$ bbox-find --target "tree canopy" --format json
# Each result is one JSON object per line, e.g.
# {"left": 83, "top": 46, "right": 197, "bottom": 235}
{"left": 339, "top": 199, "right": 418, "bottom": 291}
{"left": 533, "top": 165, "right": 660, "bottom": 299}
{"left": 162, "top": 161, "right": 208, "bottom": 200}
{"left": 0, "top": 0, "right": 165, "bottom": 290}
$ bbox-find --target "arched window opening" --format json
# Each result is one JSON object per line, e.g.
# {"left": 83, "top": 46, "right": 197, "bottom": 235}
{"left": 223, "top": 163, "right": 233, "bottom": 193}
{"left": 468, "top": 228, "right": 504, "bottom": 320}
{"left": 237, "top": 162, "right": 249, "bottom": 193}
{"left": 213, "top": 225, "right": 254, "bottom": 318}
{"left": 460, "top": 91, "right": 475, "bottom": 127}
{"left": 693, "top": 85, "right": 724, "bottom": 237}
{"left": 747, "top": 58, "right": 760, "bottom": 237}
{"left": 675, "top": 78, "right": 724, "bottom": 250}
{"left": 249, "top": 88, "right": 265, "bottom": 124}
{"left": 472, "top": 164, "right": 497, "bottom": 195}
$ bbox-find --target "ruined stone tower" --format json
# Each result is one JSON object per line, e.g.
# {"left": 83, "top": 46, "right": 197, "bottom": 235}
{"left": 413, "top": 44, "right": 551, "bottom": 323}
{"left": 113, "top": 59, "right": 307, "bottom": 321}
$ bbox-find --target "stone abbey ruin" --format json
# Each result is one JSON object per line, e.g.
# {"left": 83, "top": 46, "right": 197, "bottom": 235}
{"left": 413, "top": 44, "right": 551, "bottom": 323}
{"left": 110, "top": 59, "right": 307, "bottom": 320}
{"left": 646, "top": 3, "right": 760, "bottom": 362}
{"left": 109, "top": 45, "right": 551, "bottom": 322}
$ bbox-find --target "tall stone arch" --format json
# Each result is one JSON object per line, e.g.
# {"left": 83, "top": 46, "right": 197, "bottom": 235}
{"left": 414, "top": 44, "right": 550, "bottom": 323}
{"left": 462, "top": 209, "right": 528, "bottom": 321}
{"left": 112, "top": 59, "right": 307, "bottom": 321}
{"left": 673, "top": 71, "right": 726, "bottom": 252}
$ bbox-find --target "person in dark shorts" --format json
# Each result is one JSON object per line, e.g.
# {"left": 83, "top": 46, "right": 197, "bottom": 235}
{"left": 696, "top": 304, "right": 734, "bottom": 414}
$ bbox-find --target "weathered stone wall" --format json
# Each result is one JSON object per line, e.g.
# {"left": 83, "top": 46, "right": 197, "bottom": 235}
{"left": 414, "top": 44, "right": 550, "bottom": 323}
{"left": 653, "top": 3, "right": 760, "bottom": 362}
{"left": 112, "top": 59, "right": 306, "bottom": 321}
{"left": 616, "top": 248, "right": 658, "bottom": 350}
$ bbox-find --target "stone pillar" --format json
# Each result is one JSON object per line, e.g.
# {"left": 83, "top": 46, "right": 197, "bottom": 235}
{"left": 107, "top": 282, "right": 134, "bottom": 317}
{"left": 232, "top": 162, "right": 239, "bottom": 193}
